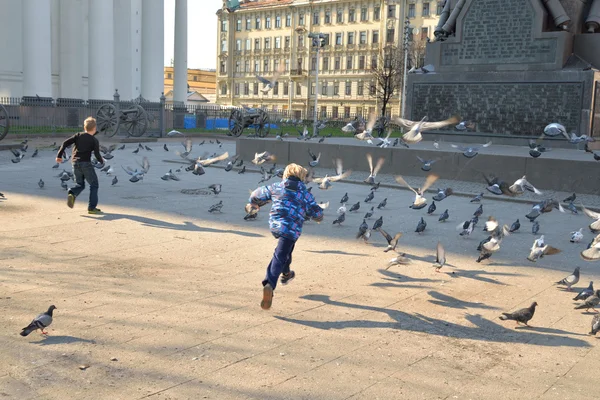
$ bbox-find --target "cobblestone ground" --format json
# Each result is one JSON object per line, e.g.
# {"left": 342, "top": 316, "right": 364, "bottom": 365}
{"left": 1, "top": 137, "right": 599, "bottom": 400}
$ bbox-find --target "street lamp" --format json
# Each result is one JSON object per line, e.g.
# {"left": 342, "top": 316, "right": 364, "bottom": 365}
{"left": 401, "top": 18, "right": 410, "bottom": 120}
{"left": 308, "top": 32, "right": 326, "bottom": 136}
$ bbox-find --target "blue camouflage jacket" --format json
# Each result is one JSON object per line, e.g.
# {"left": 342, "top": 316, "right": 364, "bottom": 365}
{"left": 249, "top": 177, "right": 324, "bottom": 241}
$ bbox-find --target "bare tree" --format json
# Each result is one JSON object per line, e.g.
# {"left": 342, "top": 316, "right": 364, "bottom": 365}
{"left": 408, "top": 38, "right": 427, "bottom": 70}
{"left": 370, "top": 46, "right": 404, "bottom": 122}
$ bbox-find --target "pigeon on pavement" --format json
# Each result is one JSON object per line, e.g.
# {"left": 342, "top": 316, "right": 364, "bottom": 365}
{"left": 377, "top": 198, "right": 387, "bottom": 209}
{"left": 427, "top": 201, "right": 436, "bottom": 215}
{"left": 415, "top": 217, "right": 427, "bottom": 234}
{"left": 332, "top": 212, "right": 346, "bottom": 225}
{"left": 20, "top": 305, "right": 56, "bottom": 336}
{"left": 438, "top": 209, "right": 449, "bottom": 222}
{"left": 574, "top": 281, "right": 594, "bottom": 301}
{"left": 590, "top": 314, "right": 600, "bottom": 335}
{"left": 571, "top": 228, "right": 584, "bottom": 243}
{"left": 471, "top": 193, "right": 484, "bottom": 203}
{"left": 509, "top": 219, "right": 520, "bottom": 233}
{"left": 499, "top": 302, "right": 537, "bottom": 326}
{"left": 556, "top": 267, "right": 580, "bottom": 290}
{"left": 432, "top": 242, "right": 446, "bottom": 272}
{"left": 574, "top": 290, "right": 600, "bottom": 312}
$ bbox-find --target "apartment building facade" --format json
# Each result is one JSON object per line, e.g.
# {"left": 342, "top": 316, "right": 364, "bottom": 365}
{"left": 216, "top": 0, "right": 442, "bottom": 119}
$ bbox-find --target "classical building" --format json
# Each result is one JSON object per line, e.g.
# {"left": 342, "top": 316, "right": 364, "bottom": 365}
{"left": 163, "top": 67, "right": 217, "bottom": 104}
{"left": 0, "top": 0, "right": 172, "bottom": 103}
{"left": 216, "top": 0, "right": 442, "bottom": 119}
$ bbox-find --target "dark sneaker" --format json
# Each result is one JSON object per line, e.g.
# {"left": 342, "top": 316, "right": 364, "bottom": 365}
{"left": 261, "top": 283, "right": 273, "bottom": 310}
{"left": 88, "top": 208, "right": 103, "bottom": 214}
{"left": 67, "top": 193, "right": 75, "bottom": 209}
{"left": 281, "top": 271, "right": 295, "bottom": 285}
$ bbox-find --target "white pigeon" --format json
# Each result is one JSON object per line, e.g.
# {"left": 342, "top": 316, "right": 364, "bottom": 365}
{"left": 509, "top": 175, "right": 542, "bottom": 195}
{"left": 338, "top": 203, "right": 347, "bottom": 214}
{"left": 392, "top": 115, "right": 459, "bottom": 145}
{"left": 570, "top": 228, "right": 584, "bottom": 243}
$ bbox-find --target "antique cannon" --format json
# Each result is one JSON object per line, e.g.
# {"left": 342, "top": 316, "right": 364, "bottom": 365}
{"left": 228, "top": 107, "right": 270, "bottom": 137}
{"left": 95, "top": 102, "right": 149, "bottom": 137}
{"left": 0, "top": 104, "right": 9, "bottom": 141}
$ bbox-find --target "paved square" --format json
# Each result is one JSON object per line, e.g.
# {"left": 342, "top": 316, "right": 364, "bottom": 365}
{"left": 1, "top": 138, "right": 599, "bottom": 399}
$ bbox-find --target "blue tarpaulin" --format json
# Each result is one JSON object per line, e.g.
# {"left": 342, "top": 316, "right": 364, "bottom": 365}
{"left": 205, "top": 118, "right": 278, "bottom": 130}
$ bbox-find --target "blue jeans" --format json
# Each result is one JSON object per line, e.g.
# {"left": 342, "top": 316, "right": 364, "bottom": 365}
{"left": 262, "top": 236, "right": 296, "bottom": 290}
{"left": 69, "top": 161, "right": 99, "bottom": 210}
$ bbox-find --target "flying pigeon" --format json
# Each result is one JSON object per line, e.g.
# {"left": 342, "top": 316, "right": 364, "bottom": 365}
{"left": 308, "top": 149, "right": 321, "bottom": 167}
{"left": 416, "top": 156, "right": 439, "bottom": 172}
{"left": 581, "top": 234, "right": 600, "bottom": 261}
{"left": 364, "top": 153, "right": 385, "bottom": 184}
{"left": 543, "top": 123, "right": 568, "bottom": 138}
{"left": 391, "top": 115, "right": 459, "bottom": 145}
{"left": 378, "top": 228, "right": 403, "bottom": 252}
{"left": 20, "top": 305, "right": 56, "bottom": 336}
{"left": 395, "top": 174, "right": 439, "bottom": 210}
{"left": 387, "top": 254, "right": 412, "bottom": 268}
{"left": 574, "top": 290, "right": 600, "bottom": 312}
{"left": 432, "top": 242, "right": 446, "bottom": 272}
{"left": 311, "top": 159, "right": 351, "bottom": 190}
{"left": 528, "top": 236, "right": 561, "bottom": 262}
{"left": 581, "top": 205, "right": 600, "bottom": 233}
{"left": 499, "top": 302, "right": 537, "bottom": 326}
{"left": 574, "top": 281, "right": 594, "bottom": 301}
{"left": 508, "top": 176, "right": 542, "bottom": 195}
{"left": 451, "top": 141, "right": 492, "bottom": 158}
{"left": 256, "top": 62, "right": 285, "bottom": 93}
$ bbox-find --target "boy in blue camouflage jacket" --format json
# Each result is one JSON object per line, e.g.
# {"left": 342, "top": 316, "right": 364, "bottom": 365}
{"left": 247, "top": 163, "right": 324, "bottom": 310}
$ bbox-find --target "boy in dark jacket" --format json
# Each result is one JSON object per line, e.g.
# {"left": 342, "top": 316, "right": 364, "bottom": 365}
{"left": 247, "top": 163, "right": 324, "bottom": 310}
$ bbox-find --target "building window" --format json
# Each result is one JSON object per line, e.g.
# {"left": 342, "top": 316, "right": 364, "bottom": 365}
{"left": 221, "top": 20, "right": 227, "bottom": 32}
{"left": 336, "top": 9, "right": 343, "bottom": 23}
{"left": 374, "top": 6, "right": 381, "bottom": 20}
{"left": 322, "top": 56, "right": 329, "bottom": 71}
{"left": 325, "top": 10, "right": 331, "bottom": 24}
{"left": 346, "top": 56, "right": 353, "bottom": 69}
{"left": 244, "top": 60, "right": 250, "bottom": 72}
{"left": 421, "top": 27, "right": 429, "bottom": 41}
{"left": 254, "top": 60, "right": 259, "bottom": 72}
{"left": 313, "top": 11, "right": 320, "bottom": 25}
{"left": 359, "top": 31, "right": 367, "bottom": 44}
{"left": 344, "top": 106, "right": 350, "bottom": 118}
{"left": 221, "top": 84, "right": 227, "bottom": 95}
{"left": 360, "top": 7, "right": 368, "bottom": 21}
{"left": 167, "top": 73, "right": 172, "bottom": 79}
{"left": 371, "top": 55, "right": 378, "bottom": 69}
{"left": 275, "top": 37, "right": 281, "bottom": 49}
{"left": 274, "top": 59, "right": 280, "bottom": 72}
{"left": 254, "top": 38, "right": 260, "bottom": 50}
{"left": 236, "top": 19, "right": 241, "bottom": 31}
{"left": 220, "top": 61, "right": 226, "bottom": 74}
{"left": 388, "top": 5, "right": 396, "bottom": 18}
{"left": 359, "top": 55, "right": 365, "bottom": 69}
{"left": 283, "top": 82, "right": 289, "bottom": 95}
{"left": 357, "top": 81, "right": 364, "bottom": 95}
{"left": 273, "top": 82, "right": 279, "bottom": 95}
{"left": 335, "top": 33, "right": 342, "bottom": 45}
{"left": 369, "top": 83, "right": 376, "bottom": 96}
{"left": 265, "top": 38, "right": 271, "bottom": 49}
{"left": 275, "top": 15, "right": 281, "bottom": 28}
{"left": 244, "top": 83, "right": 249, "bottom": 95}
{"left": 266, "top": 16, "right": 271, "bottom": 29}
{"left": 437, "top": 2, "right": 445, "bottom": 15}
{"left": 299, "top": 13, "right": 304, "bottom": 25}
{"left": 386, "top": 28, "right": 395, "bottom": 43}
{"left": 334, "top": 57, "right": 341, "bottom": 69}
{"left": 286, "top": 14, "right": 291, "bottom": 27}
{"left": 384, "top": 53, "right": 391, "bottom": 68}
{"left": 221, "top": 40, "right": 227, "bottom": 52}
{"left": 332, "top": 106, "right": 338, "bottom": 118}
{"left": 347, "top": 32, "right": 354, "bottom": 45}
{"left": 345, "top": 81, "right": 351, "bottom": 95}
{"left": 234, "top": 83, "right": 240, "bottom": 95}
{"left": 348, "top": 8, "right": 355, "bottom": 22}
{"left": 298, "top": 35, "right": 304, "bottom": 47}
{"left": 423, "top": 3, "right": 430, "bottom": 17}
{"left": 285, "top": 36, "right": 290, "bottom": 48}
{"left": 246, "top": 38, "right": 251, "bottom": 50}
{"left": 333, "top": 82, "right": 339, "bottom": 95}
{"left": 285, "top": 59, "right": 290, "bottom": 71}
{"left": 264, "top": 59, "right": 270, "bottom": 72}
{"left": 236, "top": 39, "right": 242, "bottom": 51}
{"left": 235, "top": 61, "right": 241, "bottom": 72}
{"left": 408, "top": 4, "right": 415, "bottom": 18}
{"left": 311, "top": 57, "right": 317, "bottom": 71}
{"left": 309, "top": 106, "right": 315, "bottom": 116}
{"left": 322, "top": 82, "right": 327, "bottom": 96}
{"left": 253, "top": 82, "right": 259, "bottom": 95}
{"left": 372, "top": 30, "right": 379, "bottom": 44}
{"left": 310, "top": 84, "right": 315, "bottom": 95}
{"left": 321, "top": 105, "right": 327, "bottom": 117}
{"left": 255, "top": 17, "right": 261, "bottom": 29}
{"left": 296, "top": 82, "right": 302, "bottom": 95}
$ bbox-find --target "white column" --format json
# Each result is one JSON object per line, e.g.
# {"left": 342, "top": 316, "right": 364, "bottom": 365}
{"left": 22, "top": 0, "right": 52, "bottom": 98}
{"left": 142, "top": 0, "right": 164, "bottom": 101}
{"left": 89, "top": 0, "right": 115, "bottom": 100}
{"left": 59, "top": 0, "right": 83, "bottom": 99}
{"left": 173, "top": 0, "right": 188, "bottom": 104}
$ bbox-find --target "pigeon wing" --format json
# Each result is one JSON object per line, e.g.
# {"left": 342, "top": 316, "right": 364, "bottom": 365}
{"left": 421, "top": 174, "right": 440, "bottom": 193}
{"left": 420, "top": 116, "right": 460, "bottom": 131}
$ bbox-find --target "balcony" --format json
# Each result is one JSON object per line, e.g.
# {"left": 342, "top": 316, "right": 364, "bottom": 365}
{"left": 290, "top": 69, "right": 307, "bottom": 77}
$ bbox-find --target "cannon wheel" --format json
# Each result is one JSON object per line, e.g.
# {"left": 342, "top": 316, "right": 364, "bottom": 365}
{"left": 228, "top": 109, "right": 244, "bottom": 137}
{"left": 96, "top": 104, "right": 120, "bottom": 137}
{"left": 256, "top": 109, "right": 270, "bottom": 138}
{"left": 0, "top": 104, "right": 9, "bottom": 141}
{"left": 123, "top": 105, "right": 148, "bottom": 137}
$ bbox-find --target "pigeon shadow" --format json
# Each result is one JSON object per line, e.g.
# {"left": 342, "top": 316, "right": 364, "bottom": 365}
{"left": 31, "top": 335, "right": 96, "bottom": 346}
{"left": 371, "top": 269, "right": 437, "bottom": 289}
{"left": 81, "top": 213, "right": 264, "bottom": 238}
{"left": 304, "top": 249, "right": 368, "bottom": 257}
{"left": 276, "top": 295, "right": 591, "bottom": 347}
{"left": 445, "top": 268, "right": 524, "bottom": 286}
{"left": 514, "top": 326, "right": 588, "bottom": 336}
{"left": 426, "top": 290, "right": 500, "bottom": 310}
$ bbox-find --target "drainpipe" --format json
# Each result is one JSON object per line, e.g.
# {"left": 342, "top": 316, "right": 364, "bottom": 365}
{"left": 542, "top": 0, "right": 571, "bottom": 30}
{"left": 586, "top": 0, "right": 600, "bottom": 32}
{"left": 441, "top": 0, "right": 466, "bottom": 36}
{"left": 434, "top": 0, "right": 451, "bottom": 39}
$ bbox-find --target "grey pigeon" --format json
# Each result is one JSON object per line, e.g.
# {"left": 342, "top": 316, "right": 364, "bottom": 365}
{"left": 20, "top": 305, "right": 56, "bottom": 336}
{"left": 238, "top": 166, "right": 246, "bottom": 174}
{"left": 574, "top": 290, "right": 600, "bottom": 312}
{"left": 471, "top": 192, "right": 483, "bottom": 203}
{"left": 372, "top": 216, "right": 383, "bottom": 231}
{"left": 432, "top": 188, "right": 453, "bottom": 202}
{"left": 340, "top": 193, "right": 349, "bottom": 204}
{"left": 563, "top": 193, "right": 576, "bottom": 203}
{"left": 364, "top": 206, "right": 375, "bottom": 219}
{"left": 308, "top": 148, "right": 321, "bottom": 167}
{"left": 364, "top": 191, "right": 374, "bottom": 203}
{"left": 473, "top": 204, "right": 483, "bottom": 217}
{"left": 208, "top": 184, "right": 222, "bottom": 195}
{"left": 356, "top": 219, "right": 369, "bottom": 241}
{"left": 349, "top": 202, "right": 360, "bottom": 212}
{"left": 132, "top": 147, "right": 139, "bottom": 154}
{"left": 415, "top": 217, "right": 427, "bottom": 234}
{"left": 52, "top": 163, "right": 59, "bottom": 169}
{"left": 377, "top": 198, "right": 387, "bottom": 209}
{"left": 118, "top": 144, "right": 125, "bottom": 150}
{"left": 138, "top": 143, "right": 144, "bottom": 149}
{"left": 556, "top": 267, "right": 580, "bottom": 291}
{"left": 416, "top": 156, "right": 438, "bottom": 172}
{"left": 509, "top": 219, "right": 520, "bottom": 233}
{"left": 532, "top": 221, "right": 540, "bottom": 234}
{"left": 112, "top": 176, "right": 118, "bottom": 186}
{"left": 427, "top": 201, "right": 436, "bottom": 215}
{"left": 145, "top": 145, "right": 152, "bottom": 151}
{"left": 387, "top": 254, "right": 412, "bottom": 268}
{"left": 574, "top": 281, "right": 594, "bottom": 301}
{"left": 439, "top": 209, "right": 449, "bottom": 222}
{"left": 225, "top": 161, "right": 233, "bottom": 172}
{"left": 378, "top": 228, "right": 402, "bottom": 252}
{"left": 332, "top": 212, "right": 345, "bottom": 225}
{"left": 208, "top": 200, "right": 223, "bottom": 213}
{"left": 31, "top": 149, "right": 38, "bottom": 158}
{"left": 499, "top": 302, "right": 537, "bottom": 326}
{"left": 60, "top": 180, "right": 68, "bottom": 190}
{"left": 164, "top": 144, "right": 169, "bottom": 151}
{"left": 590, "top": 314, "right": 600, "bottom": 335}
{"left": 458, "top": 218, "right": 476, "bottom": 237}
{"left": 432, "top": 242, "right": 446, "bottom": 272}
{"left": 38, "top": 179, "right": 44, "bottom": 189}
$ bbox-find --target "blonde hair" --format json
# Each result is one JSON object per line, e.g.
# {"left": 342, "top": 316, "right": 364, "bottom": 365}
{"left": 283, "top": 163, "right": 308, "bottom": 181}
{"left": 84, "top": 117, "right": 97, "bottom": 132}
